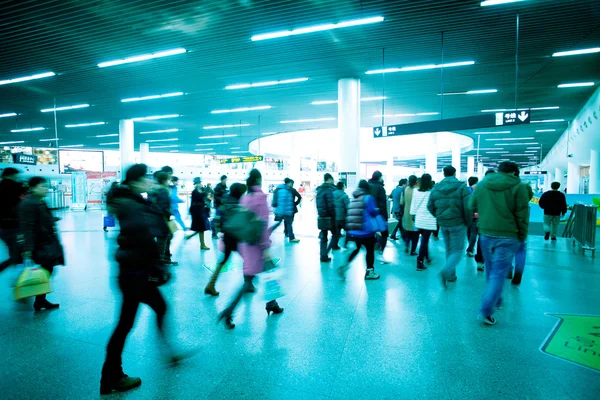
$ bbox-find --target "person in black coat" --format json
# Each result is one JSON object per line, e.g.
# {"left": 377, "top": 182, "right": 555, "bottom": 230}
{"left": 316, "top": 173, "right": 336, "bottom": 262}
{"left": 0, "top": 167, "right": 26, "bottom": 272}
{"left": 186, "top": 177, "right": 211, "bottom": 250}
{"left": 19, "top": 176, "right": 65, "bottom": 311}
{"left": 368, "top": 171, "right": 390, "bottom": 261}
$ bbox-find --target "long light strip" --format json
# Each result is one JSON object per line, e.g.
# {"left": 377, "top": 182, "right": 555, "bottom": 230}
{"left": 11, "top": 127, "right": 45, "bottom": 132}
{"left": 531, "top": 119, "right": 565, "bottom": 123}
{"left": 92, "top": 134, "right": 119, "bottom": 138}
{"left": 481, "top": 106, "right": 559, "bottom": 112}
{"left": 226, "top": 77, "right": 308, "bottom": 90}
{"left": 131, "top": 114, "right": 179, "bottom": 121}
{"left": 495, "top": 142, "right": 538, "bottom": 146}
{"left": 481, "top": 0, "right": 525, "bottom": 6}
{"left": 486, "top": 137, "right": 534, "bottom": 141}
{"left": 65, "top": 122, "right": 105, "bottom": 128}
{"left": 280, "top": 117, "right": 336, "bottom": 123}
{"left": 41, "top": 104, "right": 89, "bottom": 113}
{"left": 0, "top": 141, "right": 25, "bottom": 145}
{"left": 0, "top": 72, "right": 55, "bottom": 86}
{"left": 203, "top": 124, "right": 250, "bottom": 129}
{"left": 140, "top": 128, "right": 179, "bottom": 134}
{"left": 251, "top": 16, "right": 384, "bottom": 41}
{"left": 552, "top": 47, "right": 600, "bottom": 57}
{"left": 474, "top": 131, "right": 511, "bottom": 135}
{"left": 211, "top": 105, "right": 272, "bottom": 114}
{"left": 366, "top": 61, "right": 474, "bottom": 74}
{"left": 59, "top": 144, "right": 85, "bottom": 148}
{"left": 0, "top": 113, "right": 17, "bottom": 118}
{"left": 99, "top": 142, "right": 119, "bottom": 145}
{"left": 194, "top": 148, "right": 214, "bottom": 152}
{"left": 145, "top": 138, "right": 179, "bottom": 143}
{"left": 151, "top": 145, "right": 179, "bottom": 149}
{"left": 98, "top": 48, "right": 186, "bottom": 68}
{"left": 261, "top": 132, "right": 277, "bottom": 136}
{"left": 196, "top": 142, "right": 228, "bottom": 146}
{"left": 557, "top": 82, "right": 595, "bottom": 88}
{"left": 313, "top": 96, "right": 387, "bottom": 105}
{"left": 231, "top": 150, "right": 251, "bottom": 154}
{"left": 199, "top": 134, "right": 237, "bottom": 139}
{"left": 373, "top": 112, "right": 439, "bottom": 118}
{"left": 39, "top": 138, "right": 61, "bottom": 142}
{"left": 230, "top": 147, "right": 241, "bottom": 150}
{"left": 535, "top": 129, "right": 556, "bottom": 132}
{"left": 121, "top": 92, "right": 183, "bottom": 103}
{"left": 439, "top": 89, "right": 497, "bottom": 95}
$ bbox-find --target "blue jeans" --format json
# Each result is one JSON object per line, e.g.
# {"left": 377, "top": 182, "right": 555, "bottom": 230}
{"left": 440, "top": 225, "right": 466, "bottom": 280}
{"left": 513, "top": 240, "right": 527, "bottom": 276}
{"left": 172, "top": 209, "right": 187, "bottom": 231}
{"left": 479, "top": 235, "right": 521, "bottom": 317}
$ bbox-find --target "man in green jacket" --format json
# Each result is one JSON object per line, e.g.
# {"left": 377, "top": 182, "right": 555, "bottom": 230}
{"left": 471, "top": 161, "right": 530, "bottom": 325}
{"left": 428, "top": 166, "right": 472, "bottom": 287}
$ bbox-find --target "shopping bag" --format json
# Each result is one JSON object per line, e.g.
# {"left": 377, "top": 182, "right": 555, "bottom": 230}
{"left": 167, "top": 219, "right": 179, "bottom": 234}
{"left": 14, "top": 265, "right": 51, "bottom": 300}
{"left": 262, "top": 259, "right": 284, "bottom": 302}
{"left": 103, "top": 215, "right": 116, "bottom": 227}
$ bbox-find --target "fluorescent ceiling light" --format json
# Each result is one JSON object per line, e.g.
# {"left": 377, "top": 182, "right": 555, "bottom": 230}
{"left": 11, "top": 127, "right": 45, "bottom": 132}
{"left": 230, "top": 147, "right": 241, "bottom": 150}
{"left": 0, "top": 113, "right": 17, "bottom": 118}
{"left": 145, "top": 138, "right": 179, "bottom": 143}
{"left": 92, "top": 134, "right": 119, "bottom": 138}
{"left": 131, "top": 114, "right": 179, "bottom": 121}
{"left": 170, "top": 150, "right": 179, "bottom": 153}
{"left": 531, "top": 106, "right": 560, "bottom": 111}
{"left": 99, "top": 142, "right": 119, "bottom": 145}
{"left": 195, "top": 148, "right": 214, "bottom": 152}
{"left": 312, "top": 96, "right": 387, "bottom": 105}
{"left": 485, "top": 151, "right": 510, "bottom": 154}
{"left": 196, "top": 142, "right": 228, "bottom": 146}
{"left": 0, "top": 141, "right": 25, "bottom": 145}
{"left": 366, "top": 61, "right": 474, "bottom": 74}
{"left": 151, "top": 145, "right": 179, "bottom": 149}
{"left": 280, "top": 117, "right": 336, "bottom": 123}
{"left": 199, "top": 134, "right": 237, "bottom": 139}
{"left": 65, "top": 122, "right": 105, "bottom": 128}
{"left": 524, "top": 150, "right": 538, "bottom": 153}
{"left": 481, "top": 106, "right": 559, "bottom": 112}
{"left": 98, "top": 48, "right": 186, "bottom": 68}
{"left": 486, "top": 137, "right": 534, "bottom": 141}
{"left": 261, "top": 132, "right": 277, "bottom": 136}
{"left": 374, "top": 112, "right": 439, "bottom": 117}
{"left": 481, "top": 0, "right": 525, "bottom": 6}
{"left": 557, "top": 82, "right": 594, "bottom": 88}
{"left": 0, "top": 72, "right": 55, "bottom": 86}
{"left": 535, "top": 129, "right": 556, "bottom": 132}
{"left": 495, "top": 142, "right": 538, "bottom": 146}
{"left": 527, "top": 147, "right": 541, "bottom": 149}
{"left": 140, "top": 129, "right": 179, "bottom": 134}
{"left": 440, "top": 89, "right": 497, "bottom": 95}
{"left": 203, "top": 124, "right": 250, "bottom": 130}
{"left": 41, "top": 104, "right": 89, "bottom": 112}
{"left": 361, "top": 96, "right": 387, "bottom": 101}
{"left": 226, "top": 78, "right": 308, "bottom": 90}
{"left": 474, "top": 131, "right": 511, "bottom": 135}
{"left": 121, "top": 92, "right": 184, "bottom": 103}
{"left": 39, "top": 138, "right": 61, "bottom": 142}
{"left": 552, "top": 47, "right": 600, "bottom": 57}
{"left": 251, "top": 16, "right": 384, "bottom": 41}
{"left": 231, "top": 150, "right": 251, "bottom": 154}
{"left": 531, "top": 119, "right": 564, "bottom": 123}
{"left": 59, "top": 144, "right": 85, "bottom": 148}
{"left": 211, "top": 105, "right": 272, "bottom": 114}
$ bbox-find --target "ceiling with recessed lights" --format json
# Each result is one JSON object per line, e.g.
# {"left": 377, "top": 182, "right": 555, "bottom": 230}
{"left": 0, "top": 0, "right": 599, "bottom": 168}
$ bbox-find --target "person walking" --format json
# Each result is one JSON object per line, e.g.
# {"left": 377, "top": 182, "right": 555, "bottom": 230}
{"left": 204, "top": 183, "right": 247, "bottom": 296}
{"left": 18, "top": 177, "right": 65, "bottom": 311}
{"left": 539, "top": 182, "right": 567, "bottom": 241}
{"left": 401, "top": 175, "right": 420, "bottom": 255}
{"left": 411, "top": 174, "right": 437, "bottom": 271}
{"left": 217, "top": 169, "right": 283, "bottom": 329}
{"left": 213, "top": 175, "right": 228, "bottom": 237}
{"left": 316, "top": 173, "right": 336, "bottom": 262}
{"left": 428, "top": 166, "right": 472, "bottom": 286}
{"left": 474, "top": 170, "right": 496, "bottom": 271}
{"left": 389, "top": 179, "right": 407, "bottom": 241}
{"left": 332, "top": 181, "right": 350, "bottom": 250}
{"left": 509, "top": 181, "right": 534, "bottom": 285}
{"left": 0, "top": 168, "right": 25, "bottom": 273}
{"left": 465, "top": 177, "right": 479, "bottom": 257}
{"left": 337, "top": 180, "right": 381, "bottom": 280}
{"left": 368, "top": 171, "right": 390, "bottom": 263}
{"left": 100, "top": 164, "right": 181, "bottom": 394}
{"left": 187, "top": 177, "right": 211, "bottom": 250}
{"left": 289, "top": 180, "right": 302, "bottom": 234}
{"left": 170, "top": 177, "right": 187, "bottom": 231}
{"left": 271, "top": 178, "right": 300, "bottom": 243}
{"left": 471, "top": 161, "right": 530, "bottom": 325}
{"left": 148, "top": 171, "right": 174, "bottom": 264}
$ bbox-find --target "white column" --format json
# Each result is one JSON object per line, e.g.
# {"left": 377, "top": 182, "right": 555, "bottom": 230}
{"left": 119, "top": 119, "right": 135, "bottom": 181}
{"left": 338, "top": 78, "right": 360, "bottom": 178}
{"left": 477, "top": 162, "right": 485, "bottom": 180}
{"left": 554, "top": 167, "right": 564, "bottom": 188}
{"left": 567, "top": 161, "right": 580, "bottom": 194}
{"left": 452, "top": 145, "right": 461, "bottom": 180}
{"left": 425, "top": 133, "right": 438, "bottom": 175}
{"left": 590, "top": 149, "right": 600, "bottom": 194}
{"left": 467, "top": 156, "right": 475, "bottom": 177}
{"left": 139, "top": 143, "right": 149, "bottom": 164}
{"left": 544, "top": 171, "right": 554, "bottom": 192}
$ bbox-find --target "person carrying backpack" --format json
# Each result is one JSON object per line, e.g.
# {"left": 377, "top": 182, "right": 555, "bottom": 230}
{"left": 270, "top": 178, "right": 300, "bottom": 243}
{"left": 316, "top": 173, "right": 336, "bottom": 262}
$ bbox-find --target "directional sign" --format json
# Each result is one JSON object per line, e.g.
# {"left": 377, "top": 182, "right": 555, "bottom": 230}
{"left": 540, "top": 314, "right": 600, "bottom": 373}
{"left": 219, "top": 155, "right": 264, "bottom": 165}
{"left": 373, "top": 127, "right": 383, "bottom": 137}
{"left": 524, "top": 171, "right": 547, "bottom": 175}
{"left": 496, "top": 109, "right": 530, "bottom": 126}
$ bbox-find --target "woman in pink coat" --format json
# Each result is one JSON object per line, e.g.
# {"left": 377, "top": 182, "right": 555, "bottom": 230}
{"left": 218, "top": 169, "right": 284, "bottom": 329}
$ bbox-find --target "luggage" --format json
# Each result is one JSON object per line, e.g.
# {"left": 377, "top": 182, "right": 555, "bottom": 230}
{"left": 103, "top": 215, "right": 116, "bottom": 227}
{"left": 14, "top": 265, "right": 51, "bottom": 300}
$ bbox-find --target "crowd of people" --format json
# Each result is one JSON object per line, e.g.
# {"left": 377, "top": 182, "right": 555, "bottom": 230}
{"left": 0, "top": 160, "right": 571, "bottom": 395}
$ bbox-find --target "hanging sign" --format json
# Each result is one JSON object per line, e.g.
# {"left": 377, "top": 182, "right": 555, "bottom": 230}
{"left": 524, "top": 171, "right": 547, "bottom": 175}
{"left": 219, "top": 155, "right": 264, "bottom": 164}
{"left": 498, "top": 109, "right": 530, "bottom": 126}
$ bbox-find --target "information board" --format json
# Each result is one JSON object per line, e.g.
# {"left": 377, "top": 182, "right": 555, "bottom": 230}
{"left": 219, "top": 155, "right": 264, "bottom": 164}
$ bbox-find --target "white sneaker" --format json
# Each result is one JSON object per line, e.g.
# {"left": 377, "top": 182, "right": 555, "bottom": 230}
{"left": 365, "top": 270, "right": 381, "bottom": 280}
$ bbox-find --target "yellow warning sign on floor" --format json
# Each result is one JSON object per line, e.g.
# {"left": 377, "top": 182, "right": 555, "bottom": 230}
{"left": 541, "top": 314, "right": 600, "bottom": 373}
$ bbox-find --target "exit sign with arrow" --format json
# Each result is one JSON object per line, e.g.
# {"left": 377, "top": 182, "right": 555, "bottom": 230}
{"left": 496, "top": 109, "right": 531, "bottom": 126}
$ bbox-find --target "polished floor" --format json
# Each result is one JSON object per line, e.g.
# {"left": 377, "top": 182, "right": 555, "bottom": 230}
{"left": 0, "top": 209, "right": 598, "bottom": 399}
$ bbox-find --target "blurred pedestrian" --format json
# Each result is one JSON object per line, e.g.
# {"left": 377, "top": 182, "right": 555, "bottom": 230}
{"left": 0, "top": 168, "right": 25, "bottom": 273}
{"left": 401, "top": 175, "right": 420, "bottom": 255}
{"left": 539, "top": 182, "right": 567, "bottom": 241}
{"left": 411, "top": 174, "right": 436, "bottom": 271}
{"left": 186, "top": 178, "right": 211, "bottom": 250}
{"left": 368, "top": 171, "right": 390, "bottom": 264}
{"left": 316, "top": 173, "right": 336, "bottom": 262}
{"left": 170, "top": 177, "right": 187, "bottom": 231}
{"left": 332, "top": 181, "right": 350, "bottom": 250}
{"left": 389, "top": 179, "right": 407, "bottom": 241}
{"left": 148, "top": 171, "right": 175, "bottom": 265}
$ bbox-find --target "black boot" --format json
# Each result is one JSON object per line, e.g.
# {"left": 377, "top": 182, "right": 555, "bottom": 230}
{"left": 416, "top": 258, "right": 427, "bottom": 271}
{"left": 33, "top": 295, "right": 59, "bottom": 311}
{"left": 266, "top": 300, "right": 284, "bottom": 316}
{"left": 100, "top": 374, "right": 142, "bottom": 395}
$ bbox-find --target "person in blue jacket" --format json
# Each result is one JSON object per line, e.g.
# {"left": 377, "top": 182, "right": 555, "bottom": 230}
{"left": 337, "top": 179, "right": 381, "bottom": 280}
{"left": 271, "top": 178, "right": 300, "bottom": 243}
{"left": 170, "top": 177, "right": 187, "bottom": 230}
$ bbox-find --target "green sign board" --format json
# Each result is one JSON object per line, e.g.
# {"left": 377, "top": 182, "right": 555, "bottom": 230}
{"left": 219, "top": 155, "right": 263, "bottom": 164}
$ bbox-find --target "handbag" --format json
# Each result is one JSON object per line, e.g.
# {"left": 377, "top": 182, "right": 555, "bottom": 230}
{"left": 103, "top": 215, "right": 116, "bottom": 228}
{"left": 167, "top": 219, "right": 179, "bottom": 234}
{"left": 14, "top": 265, "right": 51, "bottom": 300}
{"left": 222, "top": 206, "right": 263, "bottom": 244}
{"left": 262, "top": 259, "right": 284, "bottom": 302}
{"left": 318, "top": 216, "right": 332, "bottom": 231}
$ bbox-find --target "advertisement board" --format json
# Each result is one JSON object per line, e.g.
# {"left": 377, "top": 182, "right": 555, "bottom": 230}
{"left": 59, "top": 150, "right": 104, "bottom": 174}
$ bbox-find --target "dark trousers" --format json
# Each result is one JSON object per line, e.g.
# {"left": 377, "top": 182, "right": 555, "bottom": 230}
{"left": 320, "top": 229, "right": 336, "bottom": 258}
{"left": 377, "top": 229, "right": 389, "bottom": 251}
{"left": 405, "top": 230, "right": 420, "bottom": 253}
{"left": 0, "top": 228, "right": 20, "bottom": 272}
{"left": 270, "top": 215, "right": 295, "bottom": 240}
{"left": 467, "top": 220, "right": 478, "bottom": 253}
{"left": 475, "top": 237, "right": 484, "bottom": 263}
{"left": 346, "top": 236, "right": 376, "bottom": 271}
{"left": 331, "top": 220, "right": 346, "bottom": 249}
{"left": 418, "top": 229, "right": 434, "bottom": 261}
{"left": 35, "top": 263, "right": 55, "bottom": 302}
{"left": 390, "top": 212, "right": 405, "bottom": 239}
{"left": 156, "top": 235, "right": 172, "bottom": 262}
{"left": 102, "top": 275, "right": 167, "bottom": 382}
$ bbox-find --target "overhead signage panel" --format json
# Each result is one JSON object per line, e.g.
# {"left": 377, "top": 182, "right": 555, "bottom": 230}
{"left": 12, "top": 153, "right": 37, "bottom": 165}
{"left": 524, "top": 171, "right": 547, "bottom": 175}
{"left": 220, "top": 155, "right": 264, "bottom": 164}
